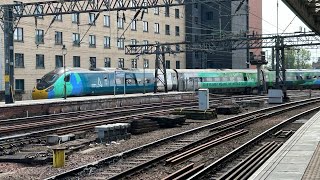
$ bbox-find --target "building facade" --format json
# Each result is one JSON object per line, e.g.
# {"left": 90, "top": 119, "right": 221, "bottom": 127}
{"left": 185, "top": 0, "right": 263, "bottom": 69}
{"left": 249, "top": 0, "right": 262, "bottom": 68}
{"left": 0, "top": 0, "right": 186, "bottom": 99}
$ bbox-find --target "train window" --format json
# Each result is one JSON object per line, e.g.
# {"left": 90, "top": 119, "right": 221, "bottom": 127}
{"left": 244, "top": 76, "right": 248, "bottom": 81}
{"left": 64, "top": 74, "right": 70, "bottom": 82}
{"left": 236, "top": 77, "right": 243, "bottom": 81}
{"left": 205, "top": 77, "right": 213, "bottom": 82}
{"left": 222, "top": 77, "right": 228, "bottom": 81}
{"left": 230, "top": 77, "right": 235, "bottom": 81}
{"left": 306, "top": 76, "right": 312, "bottom": 79}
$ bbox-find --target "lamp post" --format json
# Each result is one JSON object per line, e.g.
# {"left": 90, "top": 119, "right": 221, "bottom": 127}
{"left": 62, "top": 45, "right": 67, "bottom": 99}
{"left": 143, "top": 58, "right": 147, "bottom": 94}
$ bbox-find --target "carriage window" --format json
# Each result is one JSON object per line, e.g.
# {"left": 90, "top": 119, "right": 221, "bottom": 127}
{"left": 306, "top": 76, "right": 312, "bottom": 79}
{"left": 236, "top": 77, "right": 243, "bottom": 81}
{"left": 222, "top": 77, "right": 228, "bottom": 81}
{"left": 205, "top": 77, "right": 213, "bottom": 82}
{"left": 244, "top": 76, "right": 248, "bottom": 81}
{"left": 230, "top": 77, "right": 235, "bottom": 81}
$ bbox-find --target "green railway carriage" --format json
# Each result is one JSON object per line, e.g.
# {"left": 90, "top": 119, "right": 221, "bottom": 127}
{"left": 33, "top": 67, "right": 320, "bottom": 100}
{"left": 175, "top": 69, "right": 260, "bottom": 93}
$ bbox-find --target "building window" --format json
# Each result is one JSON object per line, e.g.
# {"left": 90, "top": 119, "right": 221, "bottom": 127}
{"left": 131, "top": 19, "right": 137, "bottom": 30}
{"left": 142, "top": 2, "right": 148, "bottom": 13}
{"left": 143, "top": 40, "right": 148, "bottom": 51}
{"left": 72, "top": 13, "right": 79, "bottom": 24}
{"left": 194, "top": 17, "right": 198, "bottom": 24}
{"left": 131, "top": 39, "right": 137, "bottom": 51}
{"left": 165, "top": 25, "right": 170, "bottom": 35}
{"left": 154, "top": 23, "right": 159, "bottom": 34}
{"left": 73, "top": 33, "right": 80, "bottom": 46}
{"left": 131, "top": 59, "right": 137, "bottom": 68}
{"left": 55, "top": 31, "right": 63, "bottom": 45}
{"left": 194, "top": 3, "right": 198, "bottom": 9}
{"left": 89, "top": 13, "right": 96, "bottom": 25}
{"left": 117, "top": 17, "right": 124, "bottom": 29}
{"left": 35, "top": 29, "right": 44, "bottom": 44}
{"left": 175, "top": 9, "right": 180, "bottom": 18}
{"left": 55, "top": 8, "right": 62, "bottom": 21}
{"left": 55, "top": 55, "right": 63, "bottom": 68}
{"left": 15, "top": 53, "right": 24, "bottom": 68}
{"left": 73, "top": 56, "right": 80, "bottom": 67}
{"left": 176, "top": 61, "right": 180, "bottom": 69}
{"left": 154, "top": 7, "right": 159, "bottom": 15}
{"left": 15, "top": 79, "right": 24, "bottom": 91}
{"left": 166, "top": 60, "right": 170, "bottom": 69}
{"left": 207, "top": 12, "right": 213, "bottom": 20}
{"left": 165, "top": 6, "right": 170, "bottom": 17}
{"left": 104, "top": 15, "right": 110, "bottom": 27}
{"left": 143, "top": 21, "right": 148, "bottom": 32}
{"left": 175, "top": 26, "right": 180, "bottom": 36}
{"left": 130, "top": 0, "right": 137, "bottom": 9}
{"left": 117, "top": 38, "right": 124, "bottom": 49}
{"left": 104, "top": 57, "right": 111, "bottom": 67}
{"left": 144, "top": 59, "right": 149, "bottom": 68}
{"left": 36, "top": 54, "right": 45, "bottom": 69}
{"left": 176, "top": 44, "right": 180, "bottom": 52}
{"left": 118, "top": 58, "right": 124, "bottom": 68}
{"left": 104, "top": 36, "right": 111, "bottom": 48}
{"left": 166, "top": 45, "right": 171, "bottom": 52}
{"left": 89, "top": 57, "right": 96, "bottom": 69}
{"left": 89, "top": 35, "right": 96, "bottom": 48}
{"left": 14, "top": 27, "right": 23, "bottom": 42}
{"left": 35, "top": 5, "right": 43, "bottom": 18}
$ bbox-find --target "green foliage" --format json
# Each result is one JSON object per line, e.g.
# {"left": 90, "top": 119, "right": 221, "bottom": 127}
{"left": 285, "top": 48, "right": 312, "bottom": 69}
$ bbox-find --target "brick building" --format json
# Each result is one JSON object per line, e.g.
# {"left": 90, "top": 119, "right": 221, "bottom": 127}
{"left": 0, "top": 0, "right": 186, "bottom": 99}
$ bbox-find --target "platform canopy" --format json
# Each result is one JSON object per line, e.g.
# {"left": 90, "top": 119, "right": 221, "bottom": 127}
{"left": 282, "top": 0, "right": 320, "bottom": 34}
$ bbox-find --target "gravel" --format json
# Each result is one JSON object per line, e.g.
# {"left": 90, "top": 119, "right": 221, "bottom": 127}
{"left": 0, "top": 90, "right": 318, "bottom": 180}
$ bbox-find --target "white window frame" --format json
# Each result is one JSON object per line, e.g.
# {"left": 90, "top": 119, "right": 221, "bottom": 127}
{"left": 89, "top": 35, "right": 96, "bottom": 47}
{"left": 117, "top": 38, "right": 124, "bottom": 49}
{"left": 143, "top": 21, "right": 148, "bottom": 32}
{"left": 104, "top": 36, "right": 111, "bottom": 48}
{"left": 104, "top": 15, "right": 110, "bottom": 27}
{"left": 89, "top": 13, "right": 95, "bottom": 25}
{"left": 131, "top": 19, "right": 137, "bottom": 30}
{"left": 154, "top": 23, "right": 159, "bottom": 34}
{"left": 14, "top": 27, "right": 23, "bottom": 41}
{"left": 117, "top": 17, "right": 124, "bottom": 29}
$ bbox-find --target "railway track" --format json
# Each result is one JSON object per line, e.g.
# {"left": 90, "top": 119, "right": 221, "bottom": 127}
{"left": 187, "top": 107, "right": 320, "bottom": 180}
{"left": 45, "top": 97, "right": 320, "bottom": 180}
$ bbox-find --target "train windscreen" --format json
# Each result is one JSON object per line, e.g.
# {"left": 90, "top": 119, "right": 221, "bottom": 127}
{"left": 36, "top": 72, "right": 60, "bottom": 90}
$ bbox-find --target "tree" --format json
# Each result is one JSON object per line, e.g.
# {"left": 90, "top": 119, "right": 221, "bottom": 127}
{"left": 285, "top": 48, "right": 312, "bottom": 69}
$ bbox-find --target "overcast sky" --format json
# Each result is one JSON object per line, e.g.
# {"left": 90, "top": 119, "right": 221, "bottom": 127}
{"left": 262, "top": 0, "right": 319, "bottom": 61}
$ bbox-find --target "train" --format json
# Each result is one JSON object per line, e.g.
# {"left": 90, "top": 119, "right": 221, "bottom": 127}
{"left": 31, "top": 67, "right": 320, "bottom": 100}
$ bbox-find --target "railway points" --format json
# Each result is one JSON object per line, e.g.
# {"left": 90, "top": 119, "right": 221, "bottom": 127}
{"left": 0, "top": 90, "right": 318, "bottom": 179}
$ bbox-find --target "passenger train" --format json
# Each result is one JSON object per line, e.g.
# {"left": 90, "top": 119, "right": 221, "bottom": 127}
{"left": 31, "top": 67, "right": 320, "bottom": 100}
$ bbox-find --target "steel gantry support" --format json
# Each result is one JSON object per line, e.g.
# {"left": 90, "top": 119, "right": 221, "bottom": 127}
{"left": 154, "top": 44, "right": 168, "bottom": 93}
{"left": 125, "top": 32, "right": 320, "bottom": 94}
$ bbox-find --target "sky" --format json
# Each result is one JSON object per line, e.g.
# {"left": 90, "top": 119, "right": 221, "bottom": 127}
{"left": 262, "top": 0, "right": 319, "bottom": 62}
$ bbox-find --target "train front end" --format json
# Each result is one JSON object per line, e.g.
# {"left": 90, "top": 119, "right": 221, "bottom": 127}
{"left": 32, "top": 69, "right": 62, "bottom": 100}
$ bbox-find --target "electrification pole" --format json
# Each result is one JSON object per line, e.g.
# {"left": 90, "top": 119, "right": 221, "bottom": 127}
{"left": 3, "top": 5, "right": 14, "bottom": 104}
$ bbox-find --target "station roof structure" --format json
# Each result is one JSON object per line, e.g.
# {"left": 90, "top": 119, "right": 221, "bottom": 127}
{"left": 282, "top": 0, "right": 320, "bottom": 34}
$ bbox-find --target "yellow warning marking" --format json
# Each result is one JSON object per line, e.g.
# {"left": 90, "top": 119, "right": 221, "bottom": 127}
{"left": 4, "top": 75, "right": 9, "bottom": 82}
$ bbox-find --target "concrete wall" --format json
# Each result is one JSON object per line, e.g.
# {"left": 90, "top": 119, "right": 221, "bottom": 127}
{"left": 0, "top": 92, "right": 195, "bottom": 119}
{"left": 0, "top": 0, "right": 186, "bottom": 99}
{"left": 231, "top": 0, "right": 249, "bottom": 69}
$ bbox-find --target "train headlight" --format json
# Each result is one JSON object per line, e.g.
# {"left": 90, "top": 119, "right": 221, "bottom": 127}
{"left": 45, "top": 86, "right": 54, "bottom": 92}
